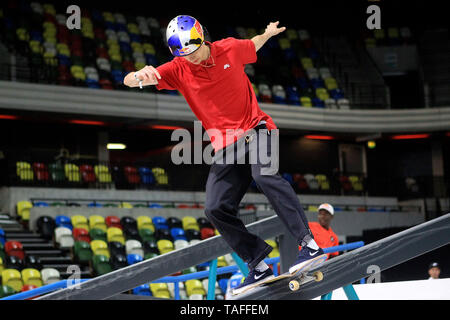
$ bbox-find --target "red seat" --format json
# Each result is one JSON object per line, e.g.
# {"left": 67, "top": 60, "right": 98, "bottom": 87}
{"left": 124, "top": 166, "right": 140, "bottom": 184}
{"left": 32, "top": 163, "right": 49, "bottom": 181}
{"left": 80, "top": 165, "right": 96, "bottom": 183}
{"left": 105, "top": 216, "right": 122, "bottom": 229}
{"left": 339, "top": 176, "right": 352, "bottom": 192}
{"left": 73, "top": 228, "right": 91, "bottom": 243}
{"left": 200, "top": 228, "right": 215, "bottom": 240}
{"left": 21, "top": 284, "right": 38, "bottom": 292}
{"left": 5, "top": 241, "right": 25, "bottom": 260}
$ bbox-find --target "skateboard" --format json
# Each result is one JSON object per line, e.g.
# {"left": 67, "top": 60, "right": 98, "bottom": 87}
{"left": 231, "top": 254, "right": 327, "bottom": 295}
{"left": 261, "top": 254, "right": 327, "bottom": 291}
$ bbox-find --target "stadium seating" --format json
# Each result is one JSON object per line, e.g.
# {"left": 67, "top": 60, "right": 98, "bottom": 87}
{"left": 55, "top": 227, "right": 74, "bottom": 249}
{"left": 21, "top": 268, "right": 43, "bottom": 287}
{"left": 16, "top": 201, "right": 32, "bottom": 221}
{"left": 5, "top": 241, "right": 25, "bottom": 260}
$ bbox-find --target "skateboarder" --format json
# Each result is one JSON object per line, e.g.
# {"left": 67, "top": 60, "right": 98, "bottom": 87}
{"left": 123, "top": 15, "right": 326, "bottom": 294}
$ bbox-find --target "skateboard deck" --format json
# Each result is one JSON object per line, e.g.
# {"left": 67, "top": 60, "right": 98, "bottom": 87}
{"left": 262, "top": 254, "right": 327, "bottom": 291}
{"left": 231, "top": 254, "right": 327, "bottom": 295}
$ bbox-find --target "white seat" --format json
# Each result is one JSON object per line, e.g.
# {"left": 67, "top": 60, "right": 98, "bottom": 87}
{"left": 125, "top": 239, "right": 144, "bottom": 257}
{"left": 41, "top": 268, "right": 61, "bottom": 285}
{"left": 306, "top": 68, "right": 319, "bottom": 79}
{"left": 298, "top": 29, "right": 310, "bottom": 41}
{"left": 325, "top": 98, "right": 338, "bottom": 109}
{"left": 54, "top": 227, "right": 74, "bottom": 248}
{"left": 272, "top": 85, "right": 286, "bottom": 99}
{"left": 337, "top": 98, "right": 350, "bottom": 110}
{"left": 319, "top": 67, "right": 332, "bottom": 79}
{"left": 147, "top": 17, "right": 160, "bottom": 29}
{"left": 189, "top": 293, "right": 204, "bottom": 300}
{"left": 174, "top": 239, "right": 189, "bottom": 250}
{"left": 189, "top": 239, "right": 201, "bottom": 246}
{"left": 244, "top": 64, "right": 255, "bottom": 77}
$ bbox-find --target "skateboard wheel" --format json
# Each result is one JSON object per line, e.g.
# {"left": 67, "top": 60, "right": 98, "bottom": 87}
{"left": 289, "top": 280, "right": 300, "bottom": 291}
{"left": 313, "top": 271, "right": 323, "bottom": 282}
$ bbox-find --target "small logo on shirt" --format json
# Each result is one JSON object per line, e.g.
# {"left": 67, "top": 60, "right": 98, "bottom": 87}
{"left": 224, "top": 64, "right": 230, "bottom": 70}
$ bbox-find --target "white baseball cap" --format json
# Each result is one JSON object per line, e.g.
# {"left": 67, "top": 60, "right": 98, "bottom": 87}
{"left": 318, "top": 203, "right": 334, "bottom": 215}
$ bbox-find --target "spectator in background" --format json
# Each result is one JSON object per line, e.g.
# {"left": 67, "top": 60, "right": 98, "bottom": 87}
{"left": 306, "top": 203, "right": 339, "bottom": 259}
{"left": 428, "top": 262, "right": 441, "bottom": 280}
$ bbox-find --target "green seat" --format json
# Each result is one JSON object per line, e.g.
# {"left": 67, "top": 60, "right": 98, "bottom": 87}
{"left": 134, "top": 204, "right": 147, "bottom": 208}
{"left": 90, "top": 228, "right": 107, "bottom": 242}
{"left": 139, "top": 229, "right": 155, "bottom": 242}
{"left": 103, "top": 203, "right": 118, "bottom": 208}
{"left": 0, "top": 285, "right": 15, "bottom": 298}
{"left": 50, "top": 202, "right": 65, "bottom": 207}
{"left": 182, "top": 267, "right": 197, "bottom": 275}
{"left": 74, "top": 241, "right": 92, "bottom": 263}
{"left": 144, "top": 252, "right": 158, "bottom": 260}
{"left": 49, "top": 163, "right": 65, "bottom": 182}
{"left": 93, "top": 255, "right": 112, "bottom": 275}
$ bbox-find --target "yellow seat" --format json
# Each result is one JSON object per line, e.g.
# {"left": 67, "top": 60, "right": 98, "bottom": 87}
{"left": 95, "top": 165, "right": 112, "bottom": 183}
{"left": 16, "top": 162, "right": 34, "bottom": 181}
{"left": 1, "top": 269, "right": 23, "bottom": 292}
{"left": 316, "top": 88, "right": 330, "bottom": 101}
{"left": 107, "top": 227, "right": 125, "bottom": 244}
{"left": 365, "top": 38, "right": 376, "bottom": 48}
{"left": 135, "top": 62, "right": 146, "bottom": 71}
{"left": 91, "top": 240, "right": 110, "bottom": 258}
{"left": 150, "top": 283, "right": 171, "bottom": 298}
{"left": 17, "top": 201, "right": 33, "bottom": 221}
{"left": 152, "top": 167, "right": 168, "bottom": 185}
{"left": 387, "top": 27, "right": 400, "bottom": 39}
{"left": 157, "top": 239, "right": 174, "bottom": 255}
{"left": 217, "top": 256, "right": 227, "bottom": 268}
{"left": 71, "top": 215, "right": 89, "bottom": 231}
{"left": 315, "top": 174, "right": 330, "bottom": 191}
{"left": 143, "top": 43, "right": 155, "bottom": 55}
{"left": 185, "top": 279, "right": 206, "bottom": 297}
{"left": 278, "top": 38, "right": 291, "bottom": 50}
{"left": 137, "top": 216, "right": 155, "bottom": 232}
{"left": 0, "top": 257, "right": 4, "bottom": 273}
{"left": 300, "top": 96, "right": 312, "bottom": 107}
{"left": 307, "top": 205, "right": 319, "bottom": 212}
{"left": 64, "top": 164, "right": 81, "bottom": 182}
{"left": 349, "top": 175, "right": 364, "bottom": 191}
{"left": 286, "top": 29, "right": 298, "bottom": 40}
{"left": 265, "top": 239, "right": 278, "bottom": 249}
{"left": 89, "top": 215, "right": 107, "bottom": 232}
{"left": 374, "top": 29, "right": 385, "bottom": 40}
{"left": 120, "top": 202, "right": 133, "bottom": 209}
{"left": 182, "top": 216, "right": 199, "bottom": 231}
{"left": 324, "top": 77, "right": 338, "bottom": 91}
{"left": 268, "top": 248, "right": 280, "bottom": 258}
{"left": 301, "top": 57, "right": 314, "bottom": 70}
{"left": 21, "top": 268, "right": 43, "bottom": 287}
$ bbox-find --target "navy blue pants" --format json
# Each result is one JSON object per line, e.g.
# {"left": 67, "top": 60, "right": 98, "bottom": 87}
{"left": 204, "top": 125, "right": 313, "bottom": 270}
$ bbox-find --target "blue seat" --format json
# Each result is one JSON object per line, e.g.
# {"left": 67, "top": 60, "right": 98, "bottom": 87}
{"left": 145, "top": 54, "right": 158, "bottom": 66}
{"left": 116, "top": 24, "right": 127, "bottom": 32}
{"left": 127, "top": 253, "right": 143, "bottom": 265}
{"left": 283, "top": 48, "right": 296, "bottom": 61}
{"left": 152, "top": 216, "right": 168, "bottom": 229}
{"left": 0, "top": 228, "right": 5, "bottom": 245}
{"left": 132, "top": 284, "right": 152, "bottom": 296}
{"left": 296, "top": 77, "right": 310, "bottom": 90}
{"left": 34, "top": 202, "right": 49, "bottom": 207}
{"left": 311, "top": 79, "right": 325, "bottom": 89}
{"left": 55, "top": 215, "right": 73, "bottom": 230}
{"left": 282, "top": 173, "right": 294, "bottom": 185}
{"left": 119, "top": 42, "right": 132, "bottom": 53}
{"left": 129, "top": 34, "right": 141, "bottom": 43}
{"left": 312, "top": 97, "right": 325, "bottom": 108}
{"left": 330, "top": 89, "right": 344, "bottom": 100}
{"left": 229, "top": 272, "right": 244, "bottom": 290}
{"left": 218, "top": 278, "right": 229, "bottom": 294}
{"left": 170, "top": 228, "right": 187, "bottom": 241}
{"left": 139, "top": 167, "right": 155, "bottom": 185}
{"left": 88, "top": 202, "right": 103, "bottom": 208}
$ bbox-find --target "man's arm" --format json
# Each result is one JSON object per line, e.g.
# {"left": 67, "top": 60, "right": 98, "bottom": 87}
{"left": 251, "top": 21, "right": 286, "bottom": 52}
{"left": 123, "top": 65, "right": 161, "bottom": 88}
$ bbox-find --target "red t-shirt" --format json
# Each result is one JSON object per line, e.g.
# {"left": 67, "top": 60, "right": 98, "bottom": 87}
{"left": 308, "top": 222, "right": 339, "bottom": 258}
{"left": 155, "top": 37, "right": 277, "bottom": 152}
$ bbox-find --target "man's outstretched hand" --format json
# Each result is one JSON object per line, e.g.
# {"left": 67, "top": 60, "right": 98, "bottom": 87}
{"left": 264, "top": 21, "right": 286, "bottom": 38}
